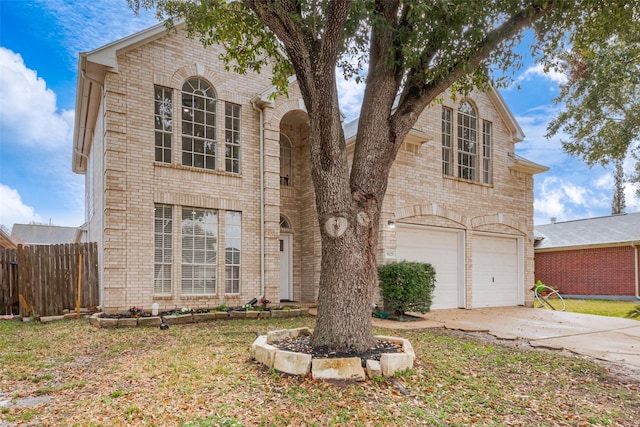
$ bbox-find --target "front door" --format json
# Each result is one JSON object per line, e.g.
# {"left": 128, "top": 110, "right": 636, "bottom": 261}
{"left": 279, "top": 234, "right": 292, "bottom": 301}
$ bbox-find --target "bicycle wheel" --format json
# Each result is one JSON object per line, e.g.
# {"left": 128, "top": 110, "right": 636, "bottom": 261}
{"left": 539, "top": 290, "right": 565, "bottom": 311}
{"left": 533, "top": 291, "right": 547, "bottom": 309}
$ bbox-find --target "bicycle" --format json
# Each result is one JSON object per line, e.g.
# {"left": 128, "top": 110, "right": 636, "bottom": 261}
{"left": 531, "top": 283, "right": 565, "bottom": 311}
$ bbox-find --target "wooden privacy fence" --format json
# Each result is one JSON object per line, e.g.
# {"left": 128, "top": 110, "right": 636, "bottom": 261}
{"left": 0, "top": 243, "right": 99, "bottom": 317}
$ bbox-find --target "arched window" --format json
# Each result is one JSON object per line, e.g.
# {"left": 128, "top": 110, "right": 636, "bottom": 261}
{"left": 457, "top": 100, "right": 477, "bottom": 181}
{"left": 181, "top": 78, "right": 216, "bottom": 170}
{"left": 279, "top": 215, "right": 291, "bottom": 229}
{"left": 280, "top": 134, "right": 293, "bottom": 186}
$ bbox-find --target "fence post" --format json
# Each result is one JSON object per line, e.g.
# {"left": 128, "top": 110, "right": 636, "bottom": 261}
{"left": 76, "top": 252, "right": 82, "bottom": 318}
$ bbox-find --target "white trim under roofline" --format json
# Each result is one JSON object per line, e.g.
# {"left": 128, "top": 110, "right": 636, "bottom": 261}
{"left": 72, "top": 20, "right": 181, "bottom": 173}
{"left": 535, "top": 241, "right": 640, "bottom": 252}
{"left": 86, "top": 20, "right": 178, "bottom": 70}
{"left": 486, "top": 87, "right": 525, "bottom": 142}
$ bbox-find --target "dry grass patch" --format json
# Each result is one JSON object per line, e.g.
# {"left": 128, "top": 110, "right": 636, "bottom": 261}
{"left": 0, "top": 317, "right": 638, "bottom": 426}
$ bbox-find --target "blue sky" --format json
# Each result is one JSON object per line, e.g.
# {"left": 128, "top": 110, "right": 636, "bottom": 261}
{"left": 1, "top": 0, "right": 638, "bottom": 231}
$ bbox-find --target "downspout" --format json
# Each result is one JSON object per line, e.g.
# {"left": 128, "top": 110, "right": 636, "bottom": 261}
{"left": 251, "top": 98, "right": 266, "bottom": 298}
{"left": 633, "top": 242, "right": 639, "bottom": 300}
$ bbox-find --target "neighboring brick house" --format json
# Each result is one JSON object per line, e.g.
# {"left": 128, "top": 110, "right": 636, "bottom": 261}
{"left": 534, "top": 213, "right": 640, "bottom": 300}
{"left": 72, "top": 22, "right": 547, "bottom": 314}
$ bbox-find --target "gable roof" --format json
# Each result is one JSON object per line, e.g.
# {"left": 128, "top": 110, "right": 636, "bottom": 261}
{"left": 11, "top": 224, "right": 80, "bottom": 245}
{"left": 534, "top": 212, "right": 640, "bottom": 250}
{"left": 73, "top": 21, "right": 174, "bottom": 173}
{"left": 72, "top": 22, "right": 541, "bottom": 176}
{"left": 343, "top": 87, "right": 524, "bottom": 144}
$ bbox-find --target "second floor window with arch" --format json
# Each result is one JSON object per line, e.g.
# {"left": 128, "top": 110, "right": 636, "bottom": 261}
{"left": 181, "top": 78, "right": 216, "bottom": 170}
{"left": 457, "top": 100, "right": 478, "bottom": 181}
{"left": 442, "top": 100, "right": 492, "bottom": 184}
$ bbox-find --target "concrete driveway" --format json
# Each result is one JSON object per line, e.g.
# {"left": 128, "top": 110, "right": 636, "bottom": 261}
{"left": 372, "top": 307, "right": 640, "bottom": 369}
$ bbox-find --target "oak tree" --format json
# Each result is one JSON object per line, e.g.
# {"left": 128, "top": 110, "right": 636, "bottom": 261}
{"left": 546, "top": 12, "right": 640, "bottom": 200}
{"left": 130, "top": 0, "right": 637, "bottom": 353}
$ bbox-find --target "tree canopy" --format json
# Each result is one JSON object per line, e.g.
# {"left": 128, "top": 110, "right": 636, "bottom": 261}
{"left": 129, "top": 0, "right": 639, "bottom": 353}
{"left": 546, "top": 5, "right": 640, "bottom": 197}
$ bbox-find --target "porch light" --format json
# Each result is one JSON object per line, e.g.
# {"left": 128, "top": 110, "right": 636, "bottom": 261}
{"left": 387, "top": 220, "right": 396, "bottom": 229}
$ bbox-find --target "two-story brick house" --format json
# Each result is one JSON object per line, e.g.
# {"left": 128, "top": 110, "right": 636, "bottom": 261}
{"left": 72, "top": 22, "right": 547, "bottom": 314}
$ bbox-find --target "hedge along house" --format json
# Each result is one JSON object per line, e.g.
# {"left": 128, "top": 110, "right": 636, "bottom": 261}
{"left": 534, "top": 213, "right": 640, "bottom": 300}
{"left": 72, "top": 22, "right": 547, "bottom": 314}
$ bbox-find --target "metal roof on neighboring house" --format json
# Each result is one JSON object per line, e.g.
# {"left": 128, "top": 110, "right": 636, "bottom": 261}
{"left": 534, "top": 212, "right": 640, "bottom": 250}
{"left": 11, "top": 224, "right": 80, "bottom": 245}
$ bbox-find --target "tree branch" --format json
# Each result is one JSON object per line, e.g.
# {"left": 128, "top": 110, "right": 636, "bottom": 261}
{"left": 393, "top": 1, "right": 563, "bottom": 143}
{"left": 243, "top": 0, "right": 315, "bottom": 99}
{"left": 317, "top": 0, "right": 351, "bottom": 72}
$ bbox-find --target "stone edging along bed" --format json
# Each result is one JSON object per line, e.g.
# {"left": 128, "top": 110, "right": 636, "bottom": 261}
{"left": 88, "top": 307, "right": 309, "bottom": 328}
{"left": 251, "top": 327, "right": 415, "bottom": 381}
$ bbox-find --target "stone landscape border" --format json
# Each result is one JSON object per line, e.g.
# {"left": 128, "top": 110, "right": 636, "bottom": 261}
{"left": 88, "top": 307, "right": 309, "bottom": 328}
{"left": 251, "top": 327, "right": 415, "bottom": 381}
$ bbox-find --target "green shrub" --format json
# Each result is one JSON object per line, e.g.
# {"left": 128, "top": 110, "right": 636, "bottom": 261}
{"left": 378, "top": 261, "right": 436, "bottom": 316}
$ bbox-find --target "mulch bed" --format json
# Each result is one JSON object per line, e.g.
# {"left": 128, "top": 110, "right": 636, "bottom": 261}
{"left": 273, "top": 336, "right": 402, "bottom": 366}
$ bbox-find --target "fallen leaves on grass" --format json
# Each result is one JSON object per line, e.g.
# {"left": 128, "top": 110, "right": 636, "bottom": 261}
{"left": 0, "top": 318, "right": 638, "bottom": 426}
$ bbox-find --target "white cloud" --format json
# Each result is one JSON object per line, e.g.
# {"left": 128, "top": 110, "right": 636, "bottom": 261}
{"left": 0, "top": 48, "right": 74, "bottom": 149}
{"left": 534, "top": 177, "right": 569, "bottom": 223}
{"left": 534, "top": 176, "right": 600, "bottom": 223}
{"left": 336, "top": 67, "right": 366, "bottom": 122}
{"left": 34, "top": 0, "right": 160, "bottom": 67}
{"left": 593, "top": 172, "right": 612, "bottom": 189}
{"left": 518, "top": 63, "right": 568, "bottom": 86}
{"left": 514, "top": 105, "right": 568, "bottom": 167}
{"left": 0, "top": 184, "right": 43, "bottom": 229}
{"left": 624, "top": 183, "right": 640, "bottom": 212}
{"left": 562, "top": 182, "right": 588, "bottom": 205}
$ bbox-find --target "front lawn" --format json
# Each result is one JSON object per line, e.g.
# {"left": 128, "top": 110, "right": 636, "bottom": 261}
{"left": 564, "top": 298, "right": 639, "bottom": 319}
{"left": 0, "top": 317, "right": 638, "bottom": 426}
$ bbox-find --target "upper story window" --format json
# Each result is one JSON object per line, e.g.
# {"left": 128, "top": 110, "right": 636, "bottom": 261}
{"left": 482, "top": 120, "right": 492, "bottom": 185}
{"left": 224, "top": 102, "right": 241, "bottom": 173}
{"left": 280, "top": 134, "right": 293, "bottom": 186}
{"left": 441, "top": 101, "right": 492, "bottom": 184}
{"left": 457, "top": 101, "right": 477, "bottom": 181}
{"left": 181, "top": 78, "right": 216, "bottom": 170}
{"left": 154, "top": 86, "right": 173, "bottom": 163}
{"left": 442, "top": 107, "right": 453, "bottom": 176}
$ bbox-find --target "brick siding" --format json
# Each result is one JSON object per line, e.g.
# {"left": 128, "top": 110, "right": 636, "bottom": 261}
{"left": 535, "top": 246, "right": 638, "bottom": 296}
{"left": 82, "top": 26, "right": 539, "bottom": 312}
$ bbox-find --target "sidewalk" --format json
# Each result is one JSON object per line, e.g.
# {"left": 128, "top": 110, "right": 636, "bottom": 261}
{"left": 394, "top": 307, "right": 640, "bottom": 369}
{"left": 311, "top": 307, "right": 640, "bottom": 369}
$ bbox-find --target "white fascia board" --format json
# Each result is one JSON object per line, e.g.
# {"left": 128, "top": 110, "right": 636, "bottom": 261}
{"left": 487, "top": 87, "right": 525, "bottom": 142}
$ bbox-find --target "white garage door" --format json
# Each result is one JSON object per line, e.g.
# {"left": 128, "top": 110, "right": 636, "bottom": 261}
{"left": 471, "top": 235, "right": 520, "bottom": 307}
{"left": 396, "top": 225, "right": 464, "bottom": 309}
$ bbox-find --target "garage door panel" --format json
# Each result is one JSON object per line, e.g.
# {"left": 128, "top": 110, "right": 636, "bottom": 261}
{"left": 472, "top": 235, "right": 519, "bottom": 307}
{"left": 396, "top": 227, "right": 462, "bottom": 310}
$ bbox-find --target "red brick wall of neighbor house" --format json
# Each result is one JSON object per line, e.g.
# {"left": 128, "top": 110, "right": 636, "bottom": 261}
{"left": 535, "top": 246, "right": 638, "bottom": 296}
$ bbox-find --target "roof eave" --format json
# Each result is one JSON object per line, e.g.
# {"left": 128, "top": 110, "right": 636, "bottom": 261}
{"left": 508, "top": 155, "right": 549, "bottom": 175}
{"left": 486, "top": 87, "right": 525, "bottom": 142}
{"left": 535, "top": 240, "right": 640, "bottom": 252}
{"left": 72, "top": 20, "right": 174, "bottom": 174}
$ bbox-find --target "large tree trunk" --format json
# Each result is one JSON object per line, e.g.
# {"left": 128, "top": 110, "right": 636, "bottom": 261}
{"left": 245, "top": 0, "right": 406, "bottom": 354}
{"left": 305, "top": 67, "right": 381, "bottom": 354}
{"left": 308, "top": 49, "right": 402, "bottom": 354}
